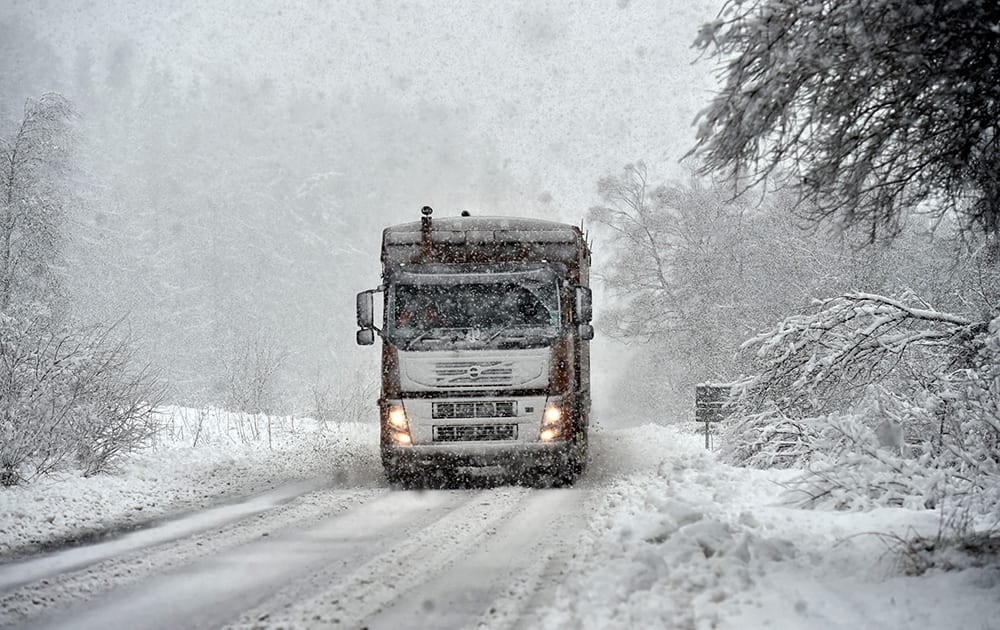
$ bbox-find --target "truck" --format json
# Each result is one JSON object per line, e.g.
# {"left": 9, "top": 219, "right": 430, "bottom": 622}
{"left": 355, "top": 206, "right": 593, "bottom": 487}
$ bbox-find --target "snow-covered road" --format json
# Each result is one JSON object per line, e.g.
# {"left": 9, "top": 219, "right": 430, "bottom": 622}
{"left": 0, "top": 422, "right": 613, "bottom": 630}
{"left": 1, "top": 424, "right": 998, "bottom": 629}
{"left": 2, "top": 486, "right": 580, "bottom": 629}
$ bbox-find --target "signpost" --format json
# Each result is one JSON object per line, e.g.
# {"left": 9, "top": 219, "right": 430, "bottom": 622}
{"left": 695, "top": 383, "right": 730, "bottom": 449}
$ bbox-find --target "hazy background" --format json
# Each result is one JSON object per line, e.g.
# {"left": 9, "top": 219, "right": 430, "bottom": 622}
{"left": 1, "top": 0, "right": 722, "bottom": 423}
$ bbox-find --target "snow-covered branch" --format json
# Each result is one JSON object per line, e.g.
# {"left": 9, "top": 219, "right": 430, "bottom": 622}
{"left": 736, "top": 292, "right": 984, "bottom": 417}
{"left": 693, "top": 0, "right": 1000, "bottom": 239}
{"left": 722, "top": 288, "right": 999, "bottom": 535}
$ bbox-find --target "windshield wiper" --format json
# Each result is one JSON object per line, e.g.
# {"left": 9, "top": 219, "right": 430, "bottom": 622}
{"left": 403, "top": 329, "right": 436, "bottom": 350}
{"left": 403, "top": 328, "right": 465, "bottom": 350}
{"left": 485, "top": 325, "right": 526, "bottom": 344}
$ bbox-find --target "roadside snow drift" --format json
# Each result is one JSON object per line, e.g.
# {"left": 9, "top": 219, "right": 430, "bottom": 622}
{"left": 544, "top": 424, "right": 1000, "bottom": 629}
{"left": 0, "top": 408, "right": 380, "bottom": 559}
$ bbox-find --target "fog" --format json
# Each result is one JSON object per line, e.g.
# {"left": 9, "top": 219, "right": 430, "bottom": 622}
{"left": 1, "top": 0, "right": 721, "bottom": 423}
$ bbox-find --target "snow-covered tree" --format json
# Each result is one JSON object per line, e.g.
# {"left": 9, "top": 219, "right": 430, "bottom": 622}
{"left": 0, "top": 94, "right": 164, "bottom": 485}
{"left": 0, "top": 93, "right": 75, "bottom": 312}
{"left": 590, "top": 163, "right": 887, "bottom": 416}
{"left": 692, "top": 0, "right": 1000, "bottom": 240}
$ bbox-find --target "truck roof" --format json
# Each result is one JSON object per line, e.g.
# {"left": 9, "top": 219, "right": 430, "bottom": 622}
{"left": 383, "top": 216, "right": 581, "bottom": 245}
{"left": 381, "top": 214, "right": 589, "bottom": 282}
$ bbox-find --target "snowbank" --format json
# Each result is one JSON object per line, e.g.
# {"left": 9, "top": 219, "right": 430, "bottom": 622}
{"left": 544, "top": 424, "right": 1000, "bottom": 629}
{"left": 0, "top": 407, "right": 380, "bottom": 559}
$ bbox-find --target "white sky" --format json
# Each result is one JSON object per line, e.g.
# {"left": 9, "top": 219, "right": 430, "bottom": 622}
{"left": 11, "top": 0, "right": 723, "bottom": 218}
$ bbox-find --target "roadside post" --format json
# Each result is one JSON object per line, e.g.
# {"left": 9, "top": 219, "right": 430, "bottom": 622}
{"left": 695, "top": 384, "right": 729, "bottom": 449}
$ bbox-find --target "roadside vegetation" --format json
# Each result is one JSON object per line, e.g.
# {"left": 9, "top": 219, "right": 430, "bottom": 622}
{"left": 594, "top": 0, "right": 1000, "bottom": 571}
{"left": 0, "top": 94, "right": 377, "bottom": 486}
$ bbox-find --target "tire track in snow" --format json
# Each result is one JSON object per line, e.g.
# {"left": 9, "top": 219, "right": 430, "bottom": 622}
{"left": 7, "top": 489, "right": 481, "bottom": 630}
{"left": 361, "top": 487, "right": 592, "bottom": 630}
{"left": 230, "top": 486, "right": 594, "bottom": 630}
{"left": 0, "top": 479, "right": 335, "bottom": 593}
{"left": 226, "top": 486, "right": 540, "bottom": 629}
{"left": 472, "top": 487, "right": 598, "bottom": 630}
{"left": 0, "top": 486, "right": 385, "bottom": 628}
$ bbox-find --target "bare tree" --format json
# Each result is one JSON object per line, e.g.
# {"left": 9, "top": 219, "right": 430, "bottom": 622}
{"left": 589, "top": 163, "right": 877, "bottom": 415}
{"left": 226, "top": 330, "right": 288, "bottom": 417}
{"left": 0, "top": 93, "right": 74, "bottom": 311}
{"left": 0, "top": 313, "right": 163, "bottom": 485}
{"left": 692, "top": 0, "right": 1000, "bottom": 240}
{"left": 587, "top": 162, "right": 680, "bottom": 342}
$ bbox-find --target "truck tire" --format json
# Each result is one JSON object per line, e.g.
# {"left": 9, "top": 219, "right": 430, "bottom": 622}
{"left": 534, "top": 437, "right": 585, "bottom": 488}
{"left": 554, "top": 464, "right": 579, "bottom": 487}
{"left": 385, "top": 464, "right": 419, "bottom": 489}
{"left": 573, "top": 430, "right": 588, "bottom": 475}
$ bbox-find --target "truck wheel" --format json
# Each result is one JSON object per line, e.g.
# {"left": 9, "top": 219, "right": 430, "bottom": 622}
{"left": 554, "top": 464, "right": 579, "bottom": 487}
{"left": 543, "top": 439, "right": 584, "bottom": 488}
{"left": 385, "top": 464, "right": 419, "bottom": 489}
{"left": 572, "top": 431, "right": 588, "bottom": 476}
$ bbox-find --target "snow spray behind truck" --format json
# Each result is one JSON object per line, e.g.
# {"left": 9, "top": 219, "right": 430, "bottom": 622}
{"left": 356, "top": 207, "right": 593, "bottom": 486}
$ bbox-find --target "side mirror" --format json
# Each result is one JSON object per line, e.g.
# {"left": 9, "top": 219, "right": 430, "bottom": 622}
{"left": 578, "top": 323, "right": 594, "bottom": 341}
{"left": 357, "top": 290, "right": 375, "bottom": 329}
{"left": 574, "top": 286, "right": 593, "bottom": 323}
{"left": 356, "top": 328, "right": 375, "bottom": 346}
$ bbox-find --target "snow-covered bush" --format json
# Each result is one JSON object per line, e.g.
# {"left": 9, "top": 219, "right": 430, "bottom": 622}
{"left": 224, "top": 331, "right": 287, "bottom": 417}
{"left": 718, "top": 402, "right": 817, "bottom": 469}
{"left": 722, "top": 293, "right": 999, "bottom": 525}
{"left": 0, "top": 308, "right": 163, "bottom": 484}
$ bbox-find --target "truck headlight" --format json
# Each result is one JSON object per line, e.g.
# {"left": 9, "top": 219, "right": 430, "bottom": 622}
{"left": 385, "top": 402, "right": 411, "bottom": 444}
{"left": 543, "top": 404, "right": 562, "bottom": 425}
{"left": 539, "top": 428, "right": 558, "bottom": 441}
{"left": 540, "top": 400, "right": 564, "bottom": 440}
{"left": 388, "top": 404, "right": 408, "bottom": 430}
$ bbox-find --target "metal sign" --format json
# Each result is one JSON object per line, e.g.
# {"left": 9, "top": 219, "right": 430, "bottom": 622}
{"left": 695, "top": 384, "right": 730, "bottom": 424}
{"left": 696, "top": 383, "right": 730, "bottom": 450}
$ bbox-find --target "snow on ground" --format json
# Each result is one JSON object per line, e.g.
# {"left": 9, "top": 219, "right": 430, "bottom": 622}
{"left": 2, "top": 411, "right": 998, "bottom": 629}
{"left": 0, "top": 407, "right": 381, "bottom": 560}
{"left": 545, "top": 423, "right": 1000, "bottom": 630}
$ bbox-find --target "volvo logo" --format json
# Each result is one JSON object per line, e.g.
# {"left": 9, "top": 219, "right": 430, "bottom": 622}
{"left": 467, "top": 365, "right": 482, "bottom": 378}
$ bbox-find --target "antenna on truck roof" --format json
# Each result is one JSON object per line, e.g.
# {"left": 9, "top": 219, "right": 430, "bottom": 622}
{"left": 420, "top": 206, "right": 433, "bottom": 257}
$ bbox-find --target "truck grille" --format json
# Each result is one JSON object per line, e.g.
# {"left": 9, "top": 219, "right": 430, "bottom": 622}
{"left": 432, "top": 401, "right": 516, "bottom": 419}
{"left": 433, "top": 361, "right": 514, "bottom": 387}
{"left": 432, "top": 424, "right": 518, "bottom": 442}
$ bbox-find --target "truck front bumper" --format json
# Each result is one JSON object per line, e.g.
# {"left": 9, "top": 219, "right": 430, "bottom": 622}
{"left": 382, "top": 440, "right": 573, "bottom": 474}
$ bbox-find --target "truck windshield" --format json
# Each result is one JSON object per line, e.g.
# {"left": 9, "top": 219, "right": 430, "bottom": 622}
{"left": 389, "top": 276, "right": 560, "bottom": 348}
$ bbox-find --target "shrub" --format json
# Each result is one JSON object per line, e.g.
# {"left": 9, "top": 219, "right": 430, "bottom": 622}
{"left": 0, "top": 308, "right": 163, "bottom": 484}
{"left": 723, "top": 293, "right": 999, "bottom": 529}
